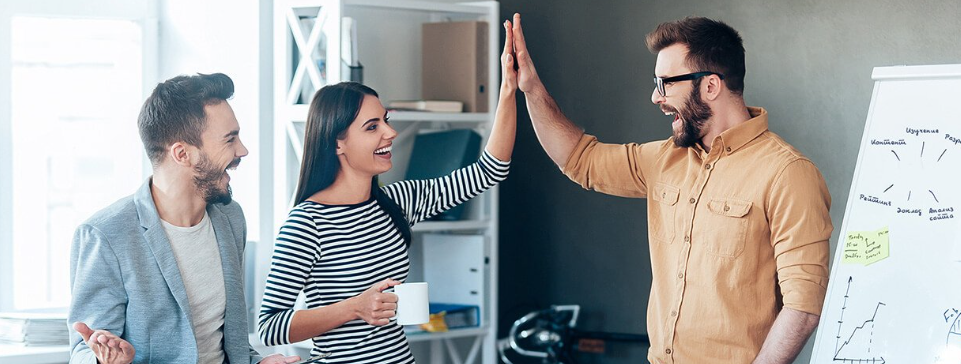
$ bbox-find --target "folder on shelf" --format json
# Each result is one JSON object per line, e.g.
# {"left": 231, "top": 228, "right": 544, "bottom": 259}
{"left": 405, "top": 129, "right": 481, "bottom": 221}
{"left": 341, "top": 17, "right": 363, "bottom": 83}
{"left": 419, "top": 303, "right": 480, "bottom": 333}
{"left": 341, "top": 17, "right": 358, "bottom": 67}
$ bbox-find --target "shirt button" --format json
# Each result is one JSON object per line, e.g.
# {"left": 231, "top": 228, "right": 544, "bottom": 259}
{"left": 677, "top": 273, "right": 684, "bottom": 279}
{"left": 666, "top": 348, "right": 672, "bottom": 355}
{"left": 683, "top": 235, "right": 690, "bottom": 243}
{"left": 723, "top": 205, "right": 730, "bottom": 212}
{"left": 726, "top": 147, "right": 732, "bottom": 152}
{"left": 704, "top": 164, "right": 711, "bottom": 170}
{"left": 671, "top": 310, "right": 677, "bottom": 317}
{"left": 689, "top": 198, "right": 696, "bottom": 204}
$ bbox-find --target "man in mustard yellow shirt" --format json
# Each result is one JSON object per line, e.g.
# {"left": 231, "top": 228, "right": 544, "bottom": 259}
{"left": 506, "top": 14, "right": 832, "bottom": 364}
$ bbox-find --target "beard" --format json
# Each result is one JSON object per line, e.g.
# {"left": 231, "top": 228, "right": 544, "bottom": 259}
{"left": 665, "top": 80, "right": 714, "bottom": 148}
{"left": 194, "top": 152, "right": 240, "bottom": 205}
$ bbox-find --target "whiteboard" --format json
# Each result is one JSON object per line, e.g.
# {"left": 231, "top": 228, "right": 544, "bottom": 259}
{"left": 810, "top": 64, "right": 961, "bottom": 364}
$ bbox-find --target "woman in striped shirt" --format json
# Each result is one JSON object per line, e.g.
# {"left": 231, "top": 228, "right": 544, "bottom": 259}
{"left": 258, "top": 21, "right": 519, "bottom": 363}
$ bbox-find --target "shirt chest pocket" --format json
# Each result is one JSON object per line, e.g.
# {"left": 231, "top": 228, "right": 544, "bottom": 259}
{"left": 649, "top": 183, "right": 680, "bottom": 243}
{"left": 701, "top": 198, "right": 752, "bottom": 258}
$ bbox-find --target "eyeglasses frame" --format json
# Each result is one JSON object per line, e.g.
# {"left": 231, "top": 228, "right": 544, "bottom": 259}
{"left": 654, "top": 71, "right": 725, "bottom": 97}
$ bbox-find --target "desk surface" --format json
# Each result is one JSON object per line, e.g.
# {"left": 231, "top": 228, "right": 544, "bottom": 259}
{"left": 0, "top": 344, "right": 70, "bottom": 364}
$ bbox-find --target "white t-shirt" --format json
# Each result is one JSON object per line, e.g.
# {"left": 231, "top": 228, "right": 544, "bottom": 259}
{"left": 162, "top": 212, "right": 227, "bottom": 364}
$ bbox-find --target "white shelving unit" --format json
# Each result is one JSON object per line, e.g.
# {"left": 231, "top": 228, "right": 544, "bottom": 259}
{"left": 272, "top": 1, "right": 500, "bottom": 363}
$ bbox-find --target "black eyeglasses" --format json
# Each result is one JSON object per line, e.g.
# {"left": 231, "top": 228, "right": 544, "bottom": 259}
{"left": 653, "top": 72, "right": 724, "bottom": 97}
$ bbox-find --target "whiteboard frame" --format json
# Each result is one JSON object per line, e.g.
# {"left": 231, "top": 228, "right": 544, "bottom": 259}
{"left": 872, "top": 64, "right": 961, "bottom": 80}
{"left": 810, "top": 63, "right": 961, "bottom": 363}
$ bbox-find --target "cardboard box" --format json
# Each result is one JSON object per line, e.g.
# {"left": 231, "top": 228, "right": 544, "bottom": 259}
{"left": 422, "top": 21, "right": 488, "bottom": 112}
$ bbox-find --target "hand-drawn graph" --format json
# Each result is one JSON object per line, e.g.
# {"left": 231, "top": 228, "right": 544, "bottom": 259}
{"left": 834, "top": 277, "right": 887, "bottom": 364}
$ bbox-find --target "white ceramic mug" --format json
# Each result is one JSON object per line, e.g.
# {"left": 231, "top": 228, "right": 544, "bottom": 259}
{"left": 394, "top": 282, "right": 429, "bottom": 325}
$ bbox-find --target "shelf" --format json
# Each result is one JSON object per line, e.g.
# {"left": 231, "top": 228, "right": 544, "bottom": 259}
{"left": 412, "top": 219, "right": 490, "bottom": 232}
{"left": 274, "top": 2, "right": 500, "bottom": 362}
{"left": 344, "top": 0, "right": 491, "bottom": 14}
{"left": 283, "top": 104, "right": 489, "bottom": 124}
{"left": 405, "top": 326, "right": 489, "bottom": 342}
{"left": 0, "top": 344, "right": 69, "bottom": 364}
{"left": 389, "top": 111, "right": 490, "bottom": 123}
{"left": 289, "top": 326, "right": 488, "bottom": 349}
{"left": 288, "top": 0, "right": 491, "bottom": 17}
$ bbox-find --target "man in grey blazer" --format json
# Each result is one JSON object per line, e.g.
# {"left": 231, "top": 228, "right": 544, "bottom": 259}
{"left": 68, "top": 73, "right": 298, "bottom": 364}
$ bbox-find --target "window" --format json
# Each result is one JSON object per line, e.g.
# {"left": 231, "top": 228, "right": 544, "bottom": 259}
{"left": 9, "top": 16, "right": 146, "bottom": 310}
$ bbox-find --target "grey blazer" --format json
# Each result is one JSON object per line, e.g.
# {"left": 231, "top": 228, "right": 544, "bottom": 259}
{"left": 68, "top": 178, "right": 263, "bottom": 364}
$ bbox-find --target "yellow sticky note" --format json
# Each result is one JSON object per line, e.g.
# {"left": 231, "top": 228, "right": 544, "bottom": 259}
{"left": 843, "top": 227, "right": 890, "bottom": 266}
{"left": 863, "top": 227, "right": 890, "bottom": 265}
{"left": 843, "top": 232, "right": 867, "bottom": 264}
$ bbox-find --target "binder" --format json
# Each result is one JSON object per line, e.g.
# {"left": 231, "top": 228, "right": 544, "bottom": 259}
{"left": 405, "top": 129, "right": 481, "bottom": 221}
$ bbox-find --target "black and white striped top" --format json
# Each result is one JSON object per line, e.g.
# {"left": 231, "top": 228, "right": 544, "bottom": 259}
{"left": 258, "top": 151, "right": 509, "bottom": 363}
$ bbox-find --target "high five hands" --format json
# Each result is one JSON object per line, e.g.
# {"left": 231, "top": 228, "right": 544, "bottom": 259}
{"left": 503, "top": 13, "right": 541, "bottom": 94}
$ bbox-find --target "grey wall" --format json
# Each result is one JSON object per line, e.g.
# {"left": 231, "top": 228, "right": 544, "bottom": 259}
{"left": 496, "top": 1, "right": 961, "bottom": 363}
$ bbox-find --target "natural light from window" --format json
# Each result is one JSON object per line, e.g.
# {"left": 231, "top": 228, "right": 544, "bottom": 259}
{"left": 11, "top": 16, "right": 145, "bottom": 310}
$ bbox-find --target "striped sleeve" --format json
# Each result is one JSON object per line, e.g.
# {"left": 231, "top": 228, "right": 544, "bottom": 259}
{"left": 382, "top": 149, "right": 510, "bottom": 225}
{"left": 257, "top": 206, "right": 321, "bottom": 346}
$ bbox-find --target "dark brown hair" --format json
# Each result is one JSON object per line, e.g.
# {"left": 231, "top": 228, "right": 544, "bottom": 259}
{"left": 138, "top": 73, "right": 234, "bottom": 165}
{"left": 646, "top": 17, "right": 745, "bottom": 95}
{"left": 294, "top": 82, "right": 411, "bottom": 247}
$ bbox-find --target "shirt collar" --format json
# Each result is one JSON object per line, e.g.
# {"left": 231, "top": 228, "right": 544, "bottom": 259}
{"left": 714, "top": 106, "right": 768, "bottom": 155}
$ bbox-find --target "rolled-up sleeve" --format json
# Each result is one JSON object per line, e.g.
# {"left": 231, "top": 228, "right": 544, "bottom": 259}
{"left": 767, "top": 159, "right": 833, "bottom": 315}
{"left": 561, "top": 134, "right": 658, "bottom": 198}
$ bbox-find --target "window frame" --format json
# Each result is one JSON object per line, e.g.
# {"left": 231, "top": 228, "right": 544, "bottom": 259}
{"left": 0, "top": 0, "right": 158, "bottom": 312}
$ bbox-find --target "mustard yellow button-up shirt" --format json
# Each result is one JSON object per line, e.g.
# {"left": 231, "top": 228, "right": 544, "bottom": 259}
{"left": 562, "top": 107, "right": 832, "bottom": 364}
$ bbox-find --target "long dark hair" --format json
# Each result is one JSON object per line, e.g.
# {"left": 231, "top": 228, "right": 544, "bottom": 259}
{"left": 293, "top": 82, "right": 411, "bottom": 247}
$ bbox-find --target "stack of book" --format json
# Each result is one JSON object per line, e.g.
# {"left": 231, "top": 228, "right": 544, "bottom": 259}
{"left": 0, "top": 312, "right": 69, "bottom": 346}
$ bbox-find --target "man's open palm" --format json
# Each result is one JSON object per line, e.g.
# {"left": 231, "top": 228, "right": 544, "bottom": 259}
{"left": 74, "top": 322, "right": 135, "bottom": 364}
{"left": 511, "top": 13, "right": 540, "bottom": 93}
